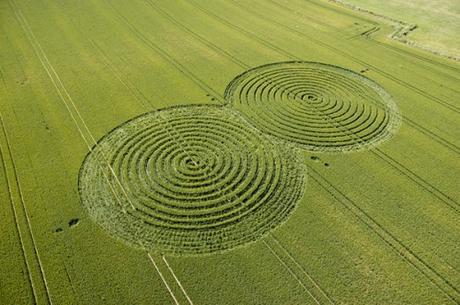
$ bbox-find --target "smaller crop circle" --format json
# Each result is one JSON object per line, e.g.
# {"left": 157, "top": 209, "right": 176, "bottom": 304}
{"left": 224, "top": 61, "right": 401, "bottom": 152}
{"left": 79, "top": 105, "right": 307, "bottom": 255}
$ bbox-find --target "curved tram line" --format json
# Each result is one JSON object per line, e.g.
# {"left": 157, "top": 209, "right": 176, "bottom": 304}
{"left": 79, "top": 105, "right": 307, "bottom": 255}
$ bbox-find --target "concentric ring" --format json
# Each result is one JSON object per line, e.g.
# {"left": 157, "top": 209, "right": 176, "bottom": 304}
{"left": 225, "top": 61, "right": 401, "bottom": 151}
{"left": 79, "top": 105, "right": 306, "bottom": 255}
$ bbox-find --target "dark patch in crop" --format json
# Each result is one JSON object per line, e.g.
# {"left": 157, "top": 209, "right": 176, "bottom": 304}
{"left": 68, "top": 218, "right": 80, "bottom": 228}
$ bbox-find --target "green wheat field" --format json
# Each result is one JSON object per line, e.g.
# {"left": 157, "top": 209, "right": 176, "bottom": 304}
{"left": 1, "top": 0, "right": 459, "bottom": 304}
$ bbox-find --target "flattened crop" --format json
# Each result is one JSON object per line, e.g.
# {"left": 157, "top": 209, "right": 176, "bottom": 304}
{"left": 225, "top": 61, "right": 401, "bottom": 152}
{"left": 79, "top": 105, "right": 307, "bottom": 255}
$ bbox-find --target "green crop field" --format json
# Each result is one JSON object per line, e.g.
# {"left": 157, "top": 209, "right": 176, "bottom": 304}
{"left": 336, "top": 0, "right": 460, "bottom": 59}
{"left": 0, "top": 0, "right": 459, "bottom": 304}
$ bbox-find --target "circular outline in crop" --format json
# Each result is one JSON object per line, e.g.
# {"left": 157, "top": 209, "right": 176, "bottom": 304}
{"left": 224, "top": 61, "right": 401, "bottom": 152}
{"left": 78, "top": 104, "right": 307, "bottom": 256}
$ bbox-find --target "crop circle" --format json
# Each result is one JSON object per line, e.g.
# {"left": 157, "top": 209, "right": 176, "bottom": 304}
{"left": 79, "top": 105, "right": 306, "bottom": 255}
{"left": 225, "top": 61, "right": 401, "bottom": 151}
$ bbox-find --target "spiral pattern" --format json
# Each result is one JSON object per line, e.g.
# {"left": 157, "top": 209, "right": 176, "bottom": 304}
{"left": 79, "top": 105, "right": 306, "bottom": 255}
{"left": 225, "top": 61, "right": 401, "bottom": 151}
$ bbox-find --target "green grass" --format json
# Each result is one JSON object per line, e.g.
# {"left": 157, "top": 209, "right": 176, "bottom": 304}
{"left": 0, "top": 0, "right": 459, "bottom": 304}
{"left": 336, "top": 0, "right": 460, "bottom": 59}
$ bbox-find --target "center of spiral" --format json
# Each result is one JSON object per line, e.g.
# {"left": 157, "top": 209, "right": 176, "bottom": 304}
{"left": 184, "top": 156, "right": 206, "bottom": 170}
{"left": 79, "top": 104, "right": 308, "bottom": 255}
{"left": 300, "top": 93, "right": 319, "bottom": 103}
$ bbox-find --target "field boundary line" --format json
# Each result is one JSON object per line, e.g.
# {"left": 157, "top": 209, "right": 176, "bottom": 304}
{"left": 226, "top": 0, "right": 460, "bottom": 114}
{"left": 328, "top": 0, "right": 460, "bottom": 62}
{"left": 270, "top": 0, "right": 460, "bottom": 80}
{"left": 306, "top": 0, "right": 460, "bottom": 75}
{"left": 147, "top": 253, "right": 180, "bottom": 305}
{"left": 162, "top": 256, "right": 194, "bottom": 305}
{"left": 0, "top": 113, "right": 53, "bottom": 305}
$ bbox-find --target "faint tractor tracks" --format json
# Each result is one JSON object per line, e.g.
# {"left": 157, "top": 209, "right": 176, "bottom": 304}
{"left": 175, "top": 0, "right": 460, "bottom": 207}
{"left": 162, "top": 256, "right": 195, "bottom": 305}
{"left": 145, "top": 0, "right": 247, "bottom": 68}
{"left": 105, "top": 0, "right": 224, "bottom": 103}
{"left": 0, "top": 115, "right": 39, "bottom": 305}
{"left": 263, "top": 240, "right": 323, "bottom": 305}
{"left": 103, "top": 1, "right": 459, "bottom": 301}
{"left": 183, "top": 0, "right": 460, "bottom": 156}
{"left": 102, "top": 2, "right": 323, "bottom": 300}
{"left": 88, "top": 36, "right": 311, "bottom": 302}
{"left": 264, "top": 0, "right": 460, "bottom": 92}
{"left": 225, "top": 0, "right": 460, "bottom": 114}
{"left": 0, "top": 114, "right": 52, "bottom": 305}
{"left": 289, "top": 87, "right": 460, "bottom": 302}
{"left": 302, "top": 0, "right": 460, "bottom": 76}
{"left": 169, "top": 0, "right": 460, "bottom": 159}
{"left": 9, "top": 0, "right": 139, "bottom": 214}
{"left": 8, "top": 1, "right": 192, "bottom": 304}
{"left": 147, "top": 252, "right": 180, "bottom": 305}
{"left": 10, "top": 0, "right": 460, "bottom": 302}
{"left": 264, "top": 235, "right": 335, "bottom": 305}
{"left": 268, "top": 0, "right": 460, "bottom": 79}
{"left": 210, "top": 0, "right": 460, "bottom": 115}
{"left": 308, "top": 167, "right": 460, "bottom": 303}
{"left": 89, "top": 34, "right": 309, "bottom": 299}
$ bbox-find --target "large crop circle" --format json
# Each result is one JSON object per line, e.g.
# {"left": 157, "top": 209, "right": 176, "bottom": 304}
{"left": 79, "top": 105, "right": 306, "bottom": 255}
{"left": 225, "top": 61, "right": 401, "bottom": 151}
